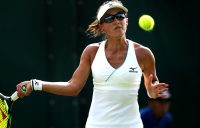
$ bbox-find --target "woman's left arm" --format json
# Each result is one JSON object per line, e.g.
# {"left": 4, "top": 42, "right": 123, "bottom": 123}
{"left": 136, "top": 45, "right": 169, "bottom": 99}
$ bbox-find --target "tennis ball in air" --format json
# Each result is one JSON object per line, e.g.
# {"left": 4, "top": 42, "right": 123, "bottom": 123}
{"left": 138, "top": 15, "right": 155, "bottom": 31}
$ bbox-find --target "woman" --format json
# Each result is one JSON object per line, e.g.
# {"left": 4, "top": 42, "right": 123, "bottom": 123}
{"left": 16, "top": 0, "right": 169, "bottom": 128}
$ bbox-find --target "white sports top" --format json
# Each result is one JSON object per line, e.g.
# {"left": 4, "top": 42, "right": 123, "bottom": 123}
{"left": 85, "top": 40, "right": 143, "bottom": 128}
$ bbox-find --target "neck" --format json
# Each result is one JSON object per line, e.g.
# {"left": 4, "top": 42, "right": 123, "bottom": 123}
{"left": 105, "top": 36, "right": 128, "bottom": 50}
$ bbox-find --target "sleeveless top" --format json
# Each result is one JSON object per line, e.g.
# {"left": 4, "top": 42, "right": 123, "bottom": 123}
{"left": 85, "top": 40, "right": 143, "bottom": 128}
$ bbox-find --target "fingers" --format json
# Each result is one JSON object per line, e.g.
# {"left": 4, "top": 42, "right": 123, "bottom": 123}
{"left": 16, "top": 83, "right": 24, "bottom": 98}
{"left": 154, "top": 83, "right": 169, "bottom": 98}
{"left": 147, "top": 73, "right": 170, "bottom": 99}
{"left": 16, "top": 81, "right": 32, "bottom": 98}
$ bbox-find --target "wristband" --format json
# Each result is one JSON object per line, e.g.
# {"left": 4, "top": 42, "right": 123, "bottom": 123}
{"left": 31, "top": 79, "right": 43, "bottom": 91}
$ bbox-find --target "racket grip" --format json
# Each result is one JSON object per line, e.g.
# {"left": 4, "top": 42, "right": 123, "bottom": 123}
{"left": 11, "top": 91, "right": 19, "bottom": 101}
{"left": 11, "top": 85, "right": 27, "bottom": 101}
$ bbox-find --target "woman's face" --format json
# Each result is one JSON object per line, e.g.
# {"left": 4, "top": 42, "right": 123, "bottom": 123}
{"left": 99, "top": 8, "right": 128, "bottom": 38}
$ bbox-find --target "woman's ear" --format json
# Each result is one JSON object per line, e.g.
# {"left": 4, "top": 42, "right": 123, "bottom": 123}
{"left": 99, "top": 24, "right": 104, "bottom": 32}
{"left": 126, "top": 18, "right": 128, "bottom": 26}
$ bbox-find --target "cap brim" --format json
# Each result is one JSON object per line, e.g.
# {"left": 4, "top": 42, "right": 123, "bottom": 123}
{"left": 97, "top": 3, "right": 128, "bottom": 21}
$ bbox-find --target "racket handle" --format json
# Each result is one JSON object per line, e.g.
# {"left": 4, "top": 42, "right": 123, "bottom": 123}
{"left": 11, "top": 85, "right": 27, "bottom": 101}
{"left": 11, "top": 91, "right": 19, "bottom": 101}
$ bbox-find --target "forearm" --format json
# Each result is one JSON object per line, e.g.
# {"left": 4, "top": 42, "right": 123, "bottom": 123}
{"left": 42, "top": 81, "right": 79, "bottom": 96}
{"left": 31, "top": 80, "right": 80, "bottom": 96}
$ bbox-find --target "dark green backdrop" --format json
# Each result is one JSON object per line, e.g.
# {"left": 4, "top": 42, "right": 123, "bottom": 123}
{"left": 0, "top": 0, "right": 199, "bottom": 128}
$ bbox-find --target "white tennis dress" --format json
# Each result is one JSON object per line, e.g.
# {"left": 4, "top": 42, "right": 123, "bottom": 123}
{"left": 85, "top": 40, "right": 143, "bottom": 128}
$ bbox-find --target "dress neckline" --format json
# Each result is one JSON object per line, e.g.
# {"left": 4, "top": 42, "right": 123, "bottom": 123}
{"left": 103, "top": 40, "right": 130, "bottom": 70}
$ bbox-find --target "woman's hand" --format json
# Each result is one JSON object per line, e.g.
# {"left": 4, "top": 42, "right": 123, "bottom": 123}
{"left": 16, "top": 81, "right": 33, "bottom": 98}
{"left": 147, "top": 74, "right": 169, "bottom": 99}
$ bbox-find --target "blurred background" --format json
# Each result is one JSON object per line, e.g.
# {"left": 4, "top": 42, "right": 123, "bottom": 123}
{"left": 0, "top": 0, "right": 199, "bottom": 128}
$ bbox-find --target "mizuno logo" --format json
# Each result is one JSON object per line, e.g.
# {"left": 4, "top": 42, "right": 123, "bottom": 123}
{"left": 34, "top": 81, "right": 39, "bottom": 86}
{"left": 129, "top": 67, "right": 138, "bottom": 73}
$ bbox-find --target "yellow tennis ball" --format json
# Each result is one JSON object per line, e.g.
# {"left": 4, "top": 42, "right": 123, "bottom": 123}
{"left": 138, "top": 15, "right": 155, "bottom": 31}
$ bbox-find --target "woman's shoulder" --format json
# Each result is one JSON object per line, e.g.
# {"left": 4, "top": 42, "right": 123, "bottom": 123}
{"left": 85, "top": 42, "right": 100, "bottom": 53}
{"left": 130, "top": 41, "right": 152, "bottom": 55}
{"left": 129, "top": 40, "right": 155, "bottom": 70}
{"left": 87, "top": 42, "right": 101, "bottom": 48}
{"left": 82, "top": 42, "right": 102, "bottom": 64}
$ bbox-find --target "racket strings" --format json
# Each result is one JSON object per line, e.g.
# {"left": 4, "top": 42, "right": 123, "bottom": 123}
{"left": 0, "top": 98, "right": 9, "bottom": 128}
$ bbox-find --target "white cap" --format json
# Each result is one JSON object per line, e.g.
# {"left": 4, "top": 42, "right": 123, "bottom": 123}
{"left": 97, "top": 1, "right": 128, "bottom": 21}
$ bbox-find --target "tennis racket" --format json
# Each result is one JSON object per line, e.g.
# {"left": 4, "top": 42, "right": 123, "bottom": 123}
{"left": 0, "top": 85, "right": 26, "bottom": 128}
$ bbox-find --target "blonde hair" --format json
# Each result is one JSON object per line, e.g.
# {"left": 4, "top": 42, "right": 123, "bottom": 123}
{"left": 86, "top": 19, "right": 102, "bottom": 38}
{"left": 86, "top": 0, "right": 123, "bottom": 38}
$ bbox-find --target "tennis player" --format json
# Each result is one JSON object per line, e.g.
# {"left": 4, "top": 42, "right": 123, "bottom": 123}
{"left": 16, "top": 0, "right": 169, "bottom": 128}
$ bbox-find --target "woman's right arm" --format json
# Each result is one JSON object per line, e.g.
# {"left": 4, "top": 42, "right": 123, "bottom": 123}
{"left": 16, "top": 44, "right": 97, "bottom": 98}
